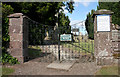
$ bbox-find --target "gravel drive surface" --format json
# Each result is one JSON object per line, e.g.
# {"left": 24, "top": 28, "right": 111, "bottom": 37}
{"left": 10, "top": 58, "right": 101, "bottom": 75}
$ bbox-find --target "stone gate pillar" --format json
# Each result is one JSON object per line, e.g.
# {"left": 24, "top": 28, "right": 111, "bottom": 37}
{"left": 8, "top": 13, "right": 29, "bottom": 63}
{"left": 93, "top": 9, "right": 114, "bottom": 65}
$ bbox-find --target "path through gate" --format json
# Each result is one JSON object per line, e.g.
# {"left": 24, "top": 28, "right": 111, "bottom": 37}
{"left": 28, "top": 19, "right": 94, "bottom": 63}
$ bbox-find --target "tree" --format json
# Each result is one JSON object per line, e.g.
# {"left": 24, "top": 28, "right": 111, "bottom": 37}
{"left": 2, "top": 2, "right": 74, "bottom": 44}
{"left": 58, "top": 11, "right": 71, "bottom": 34}
{"left": 4, "top": 2, "right": 74, "bottom": 27}
{"left": 85, "top": 9, "right": 95, "bottom": 40}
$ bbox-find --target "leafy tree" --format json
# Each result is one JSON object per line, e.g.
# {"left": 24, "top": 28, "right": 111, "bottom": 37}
{"left": 85, "top": 9, "right": 95, "bottom": 40}
{"left": 2, "top": 2, "right": 74, "bottom": 44}
{"left": 58, "top": 11, "right": 71, "bottom": 34}
{"left": 4, "top": 2, "right": 74, "bottom": 27}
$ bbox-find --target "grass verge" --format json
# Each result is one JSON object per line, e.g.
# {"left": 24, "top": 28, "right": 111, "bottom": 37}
{"left": 95, "top": 64, "right": 118, "bottom": 75}
{"left": 0, "top": 67, "right": 15, "bottom": 76}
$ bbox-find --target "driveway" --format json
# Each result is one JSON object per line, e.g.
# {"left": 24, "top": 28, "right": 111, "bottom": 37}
{"left": 10, "top": 58, "right": 101, "bottom": 75}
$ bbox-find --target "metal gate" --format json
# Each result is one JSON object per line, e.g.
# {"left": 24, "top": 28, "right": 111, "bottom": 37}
{"left": 28, "top": 20, "right": 94, "bottom": 63}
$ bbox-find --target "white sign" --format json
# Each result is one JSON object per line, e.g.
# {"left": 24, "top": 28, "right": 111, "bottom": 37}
{"left": 97, "top": 15, "right": 110, "bottom": 31}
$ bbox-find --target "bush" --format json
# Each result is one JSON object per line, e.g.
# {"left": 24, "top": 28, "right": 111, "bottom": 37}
{"left": 2, "top": 4, "right": 14, "bottom": 51}
{"left": 0, "top": 52, "right": 19, "bottom": 65}
{"left": 0, "top": 3, "right": 19, "bottom": 64}
{"left": 1, "top": 4, "right": 20, "bottom": 65}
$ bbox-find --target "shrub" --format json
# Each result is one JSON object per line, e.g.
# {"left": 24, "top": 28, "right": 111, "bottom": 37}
{"left": 1, "top": 4, "right": 20, "bottom": 65}
{"left": 2, "top": 4, "right": 14, "bottom": 51}
{"left": 0, "top": 52, "right": 19, "bottom": 65}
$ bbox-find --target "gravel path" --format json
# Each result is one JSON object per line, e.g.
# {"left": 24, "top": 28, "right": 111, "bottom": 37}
{"left": 8, "top": 45, "right": 101, "bottom": 75}
{"left": 10, "top": 59, "right": 101, "bottom": 75}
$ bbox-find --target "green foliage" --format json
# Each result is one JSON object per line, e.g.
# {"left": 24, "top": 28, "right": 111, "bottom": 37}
{"left": 65, "top": 1, "right": 74, "bottom": 13}
{"left": 0, "top": 52, "right": 19, "bottom": 65}
{"left": 2, "top": 2, "right": 74, "bottom": 64}
{"left": 85, "top": 2, "right": 120, "bottom": 40}
{"left": 0, "top": 67, "right": 15, "bottom": 75}
{"left": 1, "top": 4, "right": 19, "bottom": 65}
{"left": 85, "top": 10, "right": 95, "bottom": 40}
{"left": 58, "top": 12, "right": 71, "bottom": 34}
{"left": 2, "top": 4, "right": 13, "bottom": 51}
{"left": 95, "top": 65, "right": 118, "bottom": 75}
{"left": 28, "top": 46, "right": 42, "bottom": 58}
{"left": 29, "top": 24, "right": 45, "bottom": 45}
{"left": 98, "top": 1, "right": 120, "bottom": 26}
{"left": 2, "top": 4, "right": 14, "bottom": 18}
{"left": 5, "top": 2, "right": 74, "bottom": 27}
{"left": 3, "top": 2, "right": 74, "bottom": 45}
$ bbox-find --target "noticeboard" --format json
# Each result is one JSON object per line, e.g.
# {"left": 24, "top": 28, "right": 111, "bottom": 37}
{"left": 97, "top": 15, "right": 110, "bottom": 32}
{"left": 60, "top": 34, "right": 72, "bottom": 41}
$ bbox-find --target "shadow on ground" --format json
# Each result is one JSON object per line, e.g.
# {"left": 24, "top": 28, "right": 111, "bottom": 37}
{"left": 25, "top": 48, "right": 57, "bottom": 62}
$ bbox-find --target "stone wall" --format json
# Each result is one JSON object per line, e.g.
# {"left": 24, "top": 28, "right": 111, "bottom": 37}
{"left": 111, "top": 24, "right": 120, "bottom": 59}
{"left": 93, "top": 9, "right": 120, "bottom": 65}
{"left": 8, "top": 13, "right": 29, "bottom": 63}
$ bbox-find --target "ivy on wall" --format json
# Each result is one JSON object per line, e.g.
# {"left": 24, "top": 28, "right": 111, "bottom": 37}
{"left": 2, "top": 4, "right": 19, "bottom": 65}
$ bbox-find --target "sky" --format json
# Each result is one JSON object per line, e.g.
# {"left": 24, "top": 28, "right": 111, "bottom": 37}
{"left": 63, "top": 1, "right": 99, "bottom": 35}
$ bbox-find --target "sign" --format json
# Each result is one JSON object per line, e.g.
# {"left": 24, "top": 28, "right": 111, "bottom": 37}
{"left": 60, "top": 34, "right": 72, "bottom": 41}
{"left": 72, "top": 28, "right": 79, "bottom": 32}
{"left": 97, "top": 15, "right": 110, "bottom": 31}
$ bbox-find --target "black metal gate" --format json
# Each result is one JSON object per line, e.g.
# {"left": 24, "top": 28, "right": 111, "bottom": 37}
{"left": 28, "top": 20, "right": 94, "bottom": 63}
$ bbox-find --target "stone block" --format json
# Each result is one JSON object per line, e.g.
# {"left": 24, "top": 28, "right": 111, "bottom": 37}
{"left": 9, "top": 41, "right": 22, "bottom": 49}
{"left": 10, "top": 48, "right": 23, "bottom": 56}
{"left": 10, "top": 18, "right": 22, "bottom": 26}
{"left": 9, "top": 34, "right": 23, "bottom": 41}
{"left": 9, "top": 25, "right": 21, "bottom": 33}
